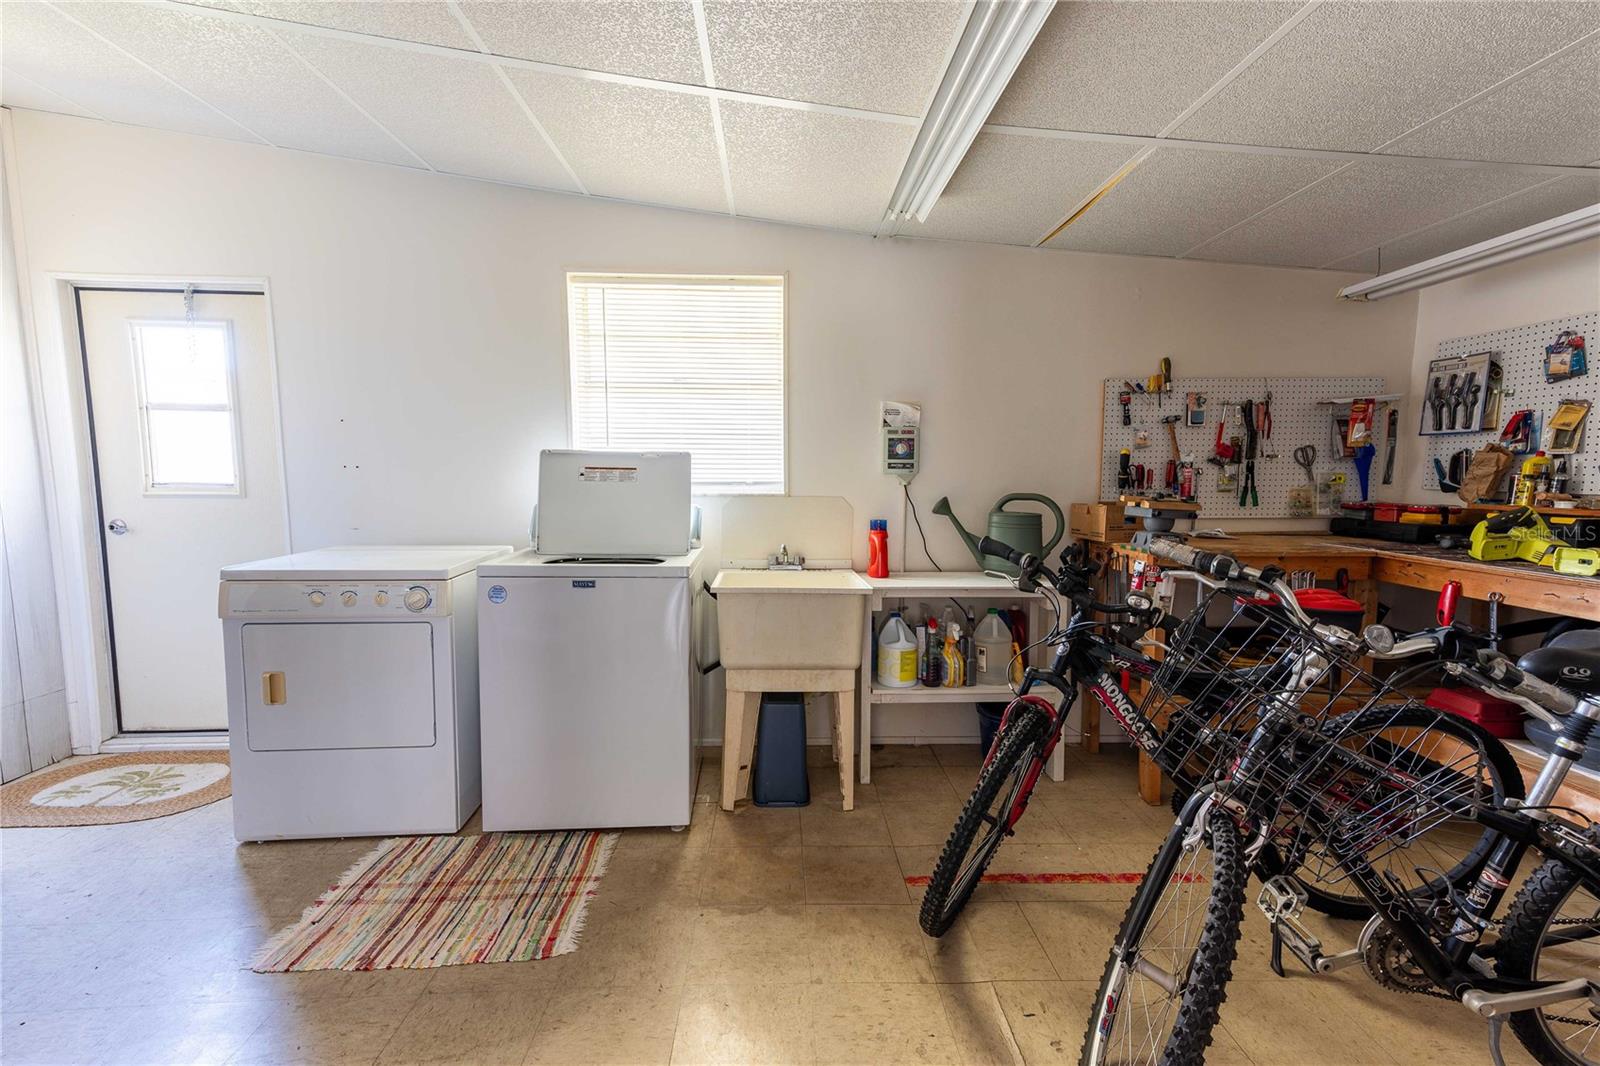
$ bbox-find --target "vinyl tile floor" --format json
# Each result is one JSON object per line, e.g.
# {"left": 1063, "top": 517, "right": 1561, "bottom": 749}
{"left": 0, "top": 744, "right": 1533, "bottom": 1065}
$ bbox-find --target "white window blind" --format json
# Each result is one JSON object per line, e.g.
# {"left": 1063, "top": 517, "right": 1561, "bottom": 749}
{"left": 567, "top": 273, "right": 785, "bottom": 494}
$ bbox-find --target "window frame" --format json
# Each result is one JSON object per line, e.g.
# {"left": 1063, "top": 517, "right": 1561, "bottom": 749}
{"left": 562, "top": 271, "right": 789, "bottom": 496}
{"left": 126, "top": 317, "right": 245, "bottom": 497}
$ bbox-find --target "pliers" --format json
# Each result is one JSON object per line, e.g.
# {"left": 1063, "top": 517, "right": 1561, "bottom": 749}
{"left": 1237, "top": 399, "right": 1259, "bottom": 507}
{"left": 1430, "top": 376, "right": 1449, "bottom": 431}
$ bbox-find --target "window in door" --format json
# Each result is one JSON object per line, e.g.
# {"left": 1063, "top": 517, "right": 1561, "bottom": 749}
{"left": 567, "top": 273, "right": 785, "bottom": 494}
{"left": 128, "top": 320, "right": 242, "bottom": 494}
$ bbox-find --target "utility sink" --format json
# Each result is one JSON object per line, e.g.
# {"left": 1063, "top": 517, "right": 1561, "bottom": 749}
{"left": 711, "top": 569, "right": 870, "bottom": 670}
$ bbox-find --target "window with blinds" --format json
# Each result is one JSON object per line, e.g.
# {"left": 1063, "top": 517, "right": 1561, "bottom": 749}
{"left": 567, "top": 274, "right": 785, "bottom": 494}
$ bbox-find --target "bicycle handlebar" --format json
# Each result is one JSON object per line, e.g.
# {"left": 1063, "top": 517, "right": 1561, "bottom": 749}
{"left": 1475, "top": 650, "right": 1580, "bottom": 716}
{"left": 978, "top": 536, "right": 1030, "bottom": 569}
{"left": 1145, "top": 537, "right": 1323, "bottom": 634}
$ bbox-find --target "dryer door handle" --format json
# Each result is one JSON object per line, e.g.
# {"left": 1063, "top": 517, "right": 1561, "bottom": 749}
{"left": 261, "top": 671, "right": 287, "bottom": 706}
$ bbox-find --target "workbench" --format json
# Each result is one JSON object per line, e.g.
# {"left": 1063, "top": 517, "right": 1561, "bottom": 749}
{"left": 1100, "top": 532, "right": 1600, "bottom": 804}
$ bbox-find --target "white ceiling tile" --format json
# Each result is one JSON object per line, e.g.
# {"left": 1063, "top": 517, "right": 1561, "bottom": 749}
{"left": 287, "top": 31, "right": 578, "bottom": 190}
{"left": 1175, "top": 1, "right": 1600, "bottom": 152}
{"left": 990, "top": 1, "right": 1298, "bottom": 134}
{"left": 0, "top": 1, "right": 255, "bottom": 141}
{"left": 1372, "top": 173, "right": 1600, "bottom": 270}
{"left": 909, "top": 133, "right": 1137, "bottom": 246}
{"left": 1, "top": 69, "right": 99, "bottom": 119}
{"left": 458, "top": 1, "right": 702, "bottom": 84}
{"left": 1325, "top": 249, "right": 1380, "bottom": 274}
{"left": 1047, "top": 148, "right": 1345, "bottom": 257}
{"left": 1188, "top": 159, "right": 1554, "bottom": 268}
{"left": 506, "top": 70, "right": 726, "bottom": 213}
{"left": 185, "top": 0, "right": 475, "bottom": 49}
{"left": 1381, "top": 37, "right": 1600, "bottom": 166}
{"left": 703, "top": 0, "right": 964, "bottom": 116}
{"left": 718, "top": 101, "right": 912, "bottom": 232}
{"left": 56, "top": 2, "right": 421, "bottom": 167}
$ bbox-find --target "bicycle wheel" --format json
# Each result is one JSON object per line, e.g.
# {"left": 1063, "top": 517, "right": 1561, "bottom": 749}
{"left": 1080, "top": 804, "right": 1247, "bottom": 1066}
{"left": 1263, "top": 704, "right": 1523, "bottom": 920}
{"left": 919, "top": 702, "right": 1049, "bottom": 937}
{"left": 1497, "top": 838, "right": 1600, "bottom": 1066}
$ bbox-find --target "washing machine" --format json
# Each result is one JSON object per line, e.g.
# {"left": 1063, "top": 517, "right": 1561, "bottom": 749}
{"left": 219, "top": 545, "right": 509, "bottom": 841}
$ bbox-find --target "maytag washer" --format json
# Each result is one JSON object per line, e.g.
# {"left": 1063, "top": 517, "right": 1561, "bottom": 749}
{"left": 219, "top": 545, "right": 508, "bottom": 841}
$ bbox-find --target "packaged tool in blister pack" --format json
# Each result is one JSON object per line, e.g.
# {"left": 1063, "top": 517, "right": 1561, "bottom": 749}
{"left": 1420, "top": 351, "right": 1498, "bottom": 435}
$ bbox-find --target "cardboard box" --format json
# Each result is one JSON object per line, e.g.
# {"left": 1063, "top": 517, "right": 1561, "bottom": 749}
{"left": 1070, "top": 501, "right": 1132, "bottom": 542}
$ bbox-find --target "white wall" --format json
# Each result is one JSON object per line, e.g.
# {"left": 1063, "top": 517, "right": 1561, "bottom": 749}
{"left": 7, "top": 109, "right": 1420, "bottom": 743}
{"left": 1400, "top": 237, "right": 1600, "bottom": 504}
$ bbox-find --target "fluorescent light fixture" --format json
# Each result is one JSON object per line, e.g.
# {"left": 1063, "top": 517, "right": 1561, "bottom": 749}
{"left": 885, "top": 0, "right": 1055, "bottom": 225}
{"left": 1338, "top": 204, "right": 1600, "bottom": 301}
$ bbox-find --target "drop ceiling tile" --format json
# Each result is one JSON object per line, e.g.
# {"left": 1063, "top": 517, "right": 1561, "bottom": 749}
{"left": 57, "top": 1, "right": 421, "bottom": 167}
{"left": 1381, "top": 36, "right": 1600, "bottom": 166}
{"left": 1372, "top": 173, "right": 1600, "bottom": 271}
{"left": 1047, "top": 148, "right": 1344, "bottom": 257}
{"left": 990, "top": 1, "right": 1298, "bottom": 134}
{"left": 703, "top": 0, "right": 964, "bottom": 116}
{"left": 458, "top": 1, "right": 702, "bottom": 84}
{"left": 1325, "top": 249, "right": 1380, "bottom": 274}
{"left": 1, "top": 69, "right": 99, "bottom": 119}
{"left": 288, "top": 32, "right": 578, "bottom": 190}
{"left": 1188, "top": 159, "right": 1552, "bottom": 268}
{"left": 1175, "top": 1, "right": 1600, "bottom": 152}
{"left": 0, "top": 1, "right": 255, "bottom": 141}
{"left": 185, "top": 1, "right": 474, "bottom": 49}
{"left": 718, "top": 101, "right": 912, "bottom": 232}
{"left": 909, "top": 133, "right": 1137, "bottom": 246}
{"left": 506, "top": 70, "right": 726, "bottom": 213}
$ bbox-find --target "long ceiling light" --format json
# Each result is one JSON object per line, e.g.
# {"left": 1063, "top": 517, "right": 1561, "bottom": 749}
{"left": 1337, "top": 204, "right": 1600, "bottom": 301}
{"left": 885, "top": 0, "right": 1056, "bottom": 226}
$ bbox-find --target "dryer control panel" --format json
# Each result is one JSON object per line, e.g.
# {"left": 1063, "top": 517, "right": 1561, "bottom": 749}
{"left": 221, "top": 580, "right": 448, "bottom": 619}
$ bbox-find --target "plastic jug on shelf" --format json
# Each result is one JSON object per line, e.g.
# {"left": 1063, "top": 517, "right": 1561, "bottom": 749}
{"left": 974, "top": 609, "right": 1013, "bottom": 686}
{"left": 876, "top": 612, "right": 918, "bottom": 688}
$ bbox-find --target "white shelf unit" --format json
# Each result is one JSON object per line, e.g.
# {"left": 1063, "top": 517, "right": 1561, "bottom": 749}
{"left": 859, "top": 572, "right": 1065, "bottom": 784}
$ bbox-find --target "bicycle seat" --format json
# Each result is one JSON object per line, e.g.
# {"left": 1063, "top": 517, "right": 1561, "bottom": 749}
{"left": 1517, "top": 645, "right": 1600, "bottom": 697}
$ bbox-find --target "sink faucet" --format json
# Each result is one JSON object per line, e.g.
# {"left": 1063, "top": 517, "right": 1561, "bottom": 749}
{"left": 767, "top": 543, "right": 805, "bottom": 570}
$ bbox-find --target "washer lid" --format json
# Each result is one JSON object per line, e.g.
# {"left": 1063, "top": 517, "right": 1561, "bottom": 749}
{"left": 477, "top": 546, "right": 701, "bottom": 578}
{"left": 221, "top": 545, "right": 512, "bottom": 581}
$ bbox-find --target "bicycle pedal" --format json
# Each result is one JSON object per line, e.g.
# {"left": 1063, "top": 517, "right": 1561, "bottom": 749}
{"left": 1270, "top": 916, "right": 1326, "bottom": 976}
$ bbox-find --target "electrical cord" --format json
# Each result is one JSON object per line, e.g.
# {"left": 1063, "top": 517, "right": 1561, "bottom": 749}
{"left": 903, "top": 482, "right": 941, "bottom": 572}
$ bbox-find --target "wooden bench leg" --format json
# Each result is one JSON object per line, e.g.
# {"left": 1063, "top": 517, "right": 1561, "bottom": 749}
{"left": 721, "top": 688, "right": 759, "bottom": 811}
{"left": 834, "top": 688, "right": 855, "bottom": 812}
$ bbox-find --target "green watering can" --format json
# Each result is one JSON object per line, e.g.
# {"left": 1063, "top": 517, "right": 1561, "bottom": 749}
{"left": 932, "top": 493, "right": 1065, "bottom": 575}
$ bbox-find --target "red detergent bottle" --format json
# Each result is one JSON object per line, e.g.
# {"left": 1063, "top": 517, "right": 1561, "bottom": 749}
{"left": 868, "top": 519, "right": 889, "bottom": 578}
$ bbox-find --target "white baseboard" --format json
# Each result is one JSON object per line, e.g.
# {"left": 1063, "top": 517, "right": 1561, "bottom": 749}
{"left": 99, "top": 731, "right": 229, "bottom": 752}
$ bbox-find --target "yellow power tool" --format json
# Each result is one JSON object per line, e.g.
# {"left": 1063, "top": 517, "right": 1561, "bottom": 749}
{"left": 1468, "top": 506, "right": 1600, "bottom": 577}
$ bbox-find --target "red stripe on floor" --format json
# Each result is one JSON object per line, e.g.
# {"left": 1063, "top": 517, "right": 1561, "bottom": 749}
{"left": 904, "top": 871, "right": 1207, "bottom": 886}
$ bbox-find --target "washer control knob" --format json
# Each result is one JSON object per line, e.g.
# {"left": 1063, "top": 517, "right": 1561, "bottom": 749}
{"left": 308, "top": 590, "right": 326, "bottom": 606}
{"left": 404, "top": 586, "right": 431, "bottom": 612}
{"left": 374, "top": 591, "right": 389, "bottom": 607}
{"left": 340, "top": 590, "right": 358, "bottom": 607}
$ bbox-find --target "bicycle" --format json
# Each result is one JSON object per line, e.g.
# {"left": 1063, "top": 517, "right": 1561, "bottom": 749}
{"left": 918, "top": 536, "right": 1521, "bottom": 938}
{"left": 1081, "top": 538, "right": 1600, "bottom": 1066}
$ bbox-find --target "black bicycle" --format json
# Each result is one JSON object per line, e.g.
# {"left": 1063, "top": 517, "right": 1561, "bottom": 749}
{"left": 919, "top": 537, "right": 1521, "bottom": 938}
{"left": 1080, "top": 539, "right": 1600, "bottom": 1066}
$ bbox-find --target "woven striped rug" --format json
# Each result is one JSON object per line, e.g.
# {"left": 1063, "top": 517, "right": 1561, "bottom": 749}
{"left": 254, "top": 830, "right": 617, "bottom": 972}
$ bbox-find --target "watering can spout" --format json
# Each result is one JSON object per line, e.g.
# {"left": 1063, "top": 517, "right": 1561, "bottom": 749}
{"left": 931, "top": 497, "right": 986, "bottom": 568}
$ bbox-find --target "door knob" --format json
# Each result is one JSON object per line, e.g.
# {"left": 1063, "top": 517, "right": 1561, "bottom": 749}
{"left": 107, "top": 519, "right": 128, "bottom": 535}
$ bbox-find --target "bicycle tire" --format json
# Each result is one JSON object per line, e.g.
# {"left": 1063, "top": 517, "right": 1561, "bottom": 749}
{"left": 1080, "top": 805, "right": 1247, "bottom": 1066}
{"left": 1260, "top": 704, "right": 1524, "bottom": 920}
{"left": 919, "top": 702, "right": 1049, "bottom": 938}
{"left": 1496, "top": 832, "right": 1600, "bottom": 1066}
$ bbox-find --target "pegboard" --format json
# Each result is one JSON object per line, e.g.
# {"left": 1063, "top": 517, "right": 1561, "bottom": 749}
{"left": 1099, "top": 376, "right": 1388, "bottom": 519}
{"left": 1425, "top": 311, "right": 1599, "bottom": 491}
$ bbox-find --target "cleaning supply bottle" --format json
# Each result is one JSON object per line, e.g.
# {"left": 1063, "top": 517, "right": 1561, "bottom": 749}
{"left": 975, "top": 609, "right": 1013, "bottom": 686}
{"left": 942, "top": 624, "right": 964, "bottom": 687}
{"left": 921, "top": 618, "right": 943, "bottom": 687}
{"left": 875, "top": 612, "right": 918, "bottom": 688}
{"left": 867, "top": 519, "right": 889, "bottom": 578}
{"left": 963, "top": 629, "right": 976, "bottom": 687}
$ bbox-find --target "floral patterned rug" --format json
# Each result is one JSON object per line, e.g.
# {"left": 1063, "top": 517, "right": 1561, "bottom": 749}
{"left": 1, "top": 751, "right": 230, "bottom": 826}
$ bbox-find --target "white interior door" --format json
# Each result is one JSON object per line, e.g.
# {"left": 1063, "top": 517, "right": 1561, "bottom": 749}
{"left": 78, "top": 289, "right": 286, "bottom": 731}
